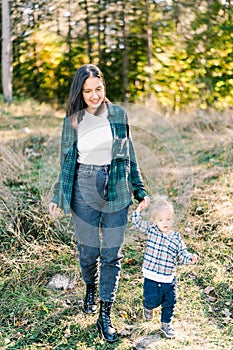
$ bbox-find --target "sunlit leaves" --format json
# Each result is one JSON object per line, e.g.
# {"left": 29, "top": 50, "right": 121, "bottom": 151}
{"left": 7, "top": 0, "right": 233, "bottom": 110}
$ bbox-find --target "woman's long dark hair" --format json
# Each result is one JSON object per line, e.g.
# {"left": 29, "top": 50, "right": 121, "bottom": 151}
{"left": 66, "top": 64, "right": 107, "bottom": 125}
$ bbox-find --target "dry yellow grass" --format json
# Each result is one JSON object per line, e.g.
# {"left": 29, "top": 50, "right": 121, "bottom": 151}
{"left": 0, "top": 98, "right": 232, "bottom": 349}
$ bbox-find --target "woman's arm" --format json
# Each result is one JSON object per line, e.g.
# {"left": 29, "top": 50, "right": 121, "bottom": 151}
{"left": 50, "top": 117, "right": 77, "bottom": 214}
{"left": 126, "top": 115, "right": 148, "bottom": 202}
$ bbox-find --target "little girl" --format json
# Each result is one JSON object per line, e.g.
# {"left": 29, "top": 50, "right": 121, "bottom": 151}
{"left": 132, "top": 196, "right": 198, "bottom": 338}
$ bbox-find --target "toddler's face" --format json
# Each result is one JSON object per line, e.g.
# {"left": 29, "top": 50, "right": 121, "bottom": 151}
{"left": 154, "top": 209, "right": 174, "bottom": 234}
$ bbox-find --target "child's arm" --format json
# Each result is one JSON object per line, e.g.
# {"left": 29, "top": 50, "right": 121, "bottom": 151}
{"left": 132, "top": 210, "right": 150, "bottom": 234}
{"left": 177, "top": 234, "right": 198, "bottom": 265}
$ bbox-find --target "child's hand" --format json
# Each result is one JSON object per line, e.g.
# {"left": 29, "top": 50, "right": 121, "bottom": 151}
{"left": 136, "top": 196, "right": 150, "bottom": 212}
{"left": 190, "top": 254, "right": 198, "bottom": 264}
{"left": 135, "top": 202, "right": 144, "bottom": 212}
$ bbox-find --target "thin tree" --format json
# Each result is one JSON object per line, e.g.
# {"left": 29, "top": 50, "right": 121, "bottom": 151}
{"left": 121, "top": 0, "right": 129, "bottom": 102}
{"left": 1, "top": 0, "right": 12, "bottom": 103}
{"left": 146, "top": 0, "right": 152, "bottom": 69}
{"left": 82, "top": 0, "right": 93, "bottom": 62}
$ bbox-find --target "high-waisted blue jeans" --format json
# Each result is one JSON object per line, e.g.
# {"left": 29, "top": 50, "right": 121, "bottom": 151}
{"left": 71, "top": 163, "right": 129, "bottom": 303}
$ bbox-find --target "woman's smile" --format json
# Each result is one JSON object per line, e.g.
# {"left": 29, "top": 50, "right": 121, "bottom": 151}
{"left": 82, "top": 76, "right": 105, "bottom": 113}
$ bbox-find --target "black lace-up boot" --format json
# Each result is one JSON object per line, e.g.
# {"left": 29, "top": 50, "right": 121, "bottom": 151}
{"left": 83, "top": 283, "right": 98, "bottom": 314}
{"left": 96, "top": 300, "right": 118, "bottom": 343}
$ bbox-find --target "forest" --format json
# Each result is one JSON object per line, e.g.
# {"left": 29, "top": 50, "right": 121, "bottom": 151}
{"left": 1, "top": 0, "right": 233, "bottom": 112}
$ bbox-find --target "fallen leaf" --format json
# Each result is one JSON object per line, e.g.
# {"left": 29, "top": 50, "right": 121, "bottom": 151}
{"left": 223, "top": 316, "right": 231, "bottom": 323}
{"left": 46, "top": 274, "right": 69, "bottom": 290}
{"left": 188, "top": 273, "right": 196, "bottom": 280}
{"left": 120, "top": 310, "right": 129, "bottom": 319}
{"left": 222, "top": 308, "right": 231, "bottom": 317}
{"left": 119, "top": 329, "right": 131, "bottom": 336}
{"left": 204, "top": 286, "right": 214, "bottom": 295}
{"left": 125, "top": 257, "right": 137, "bottom": 265}
{"left": 207, "top": 296, "right": 217, "bottom": 302}
{"left": 208, "top": 305, "right": 214, "bottom": 313}
{"left": 64, "top": 327, "right": 71, "bottom": 338}
{"left": 125, "top": 325, "right": 135, "bottom": 330}
{"left": 153, "top": 309, "right": 159, "bottom": 317}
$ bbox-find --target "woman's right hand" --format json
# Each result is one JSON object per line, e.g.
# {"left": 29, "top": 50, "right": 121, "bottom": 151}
{"left": 49, "top": 202, "right": 60, "bottom": 219}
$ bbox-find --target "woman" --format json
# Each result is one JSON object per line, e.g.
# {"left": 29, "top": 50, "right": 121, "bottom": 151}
{"left": 49, "top": 64, "right": 149, "bottom": 343}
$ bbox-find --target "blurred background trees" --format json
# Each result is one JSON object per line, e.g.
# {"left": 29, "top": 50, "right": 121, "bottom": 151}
{"left": 1, "top": 0, "right": 12, "bottom": 103}
{"left": 1, "top": 0, "right": 233, "bottom": 111}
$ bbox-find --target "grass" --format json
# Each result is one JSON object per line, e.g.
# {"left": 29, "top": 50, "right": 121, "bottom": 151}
{"left": 0, "top": 97, "right": 232, "bottom": 349}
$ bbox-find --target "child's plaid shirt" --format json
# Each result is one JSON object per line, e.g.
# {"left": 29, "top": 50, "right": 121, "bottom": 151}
{"left": 132, "top": 211, "right": 193, "bottom": 281}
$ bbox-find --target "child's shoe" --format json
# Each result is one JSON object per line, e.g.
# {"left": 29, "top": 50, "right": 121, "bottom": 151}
{"left": 143, "top": 307, "right": 153, "bottom": 320}
{"left": 160, "top": 322, "right": 176, "bottom": 338}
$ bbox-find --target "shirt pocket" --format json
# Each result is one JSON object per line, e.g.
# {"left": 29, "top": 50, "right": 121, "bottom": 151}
{"left": 112, "top": 137, "right": 129, "bottom": 161}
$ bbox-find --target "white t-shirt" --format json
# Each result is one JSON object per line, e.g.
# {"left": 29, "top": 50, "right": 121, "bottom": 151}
{"left": 77, "top": 110, "right": 113, "bottom": 165}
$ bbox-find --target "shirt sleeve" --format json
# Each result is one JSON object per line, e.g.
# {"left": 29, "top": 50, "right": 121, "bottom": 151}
{"left": 132, "top": 211, "right": 150, "bottom": 234}
{"left": 51, "top": 116, "right": 77, "bottom": 212}
{"left": 177, "top": 233, "right": 193, "bottom": 265}
{"left": 126, "top": 115, "right": 147, "bottom": 202}
{"left": 51, "top": 117, "right": 67, "bottom": 206}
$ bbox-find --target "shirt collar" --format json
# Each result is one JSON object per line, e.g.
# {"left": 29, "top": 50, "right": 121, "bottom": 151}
{"left": 106, "top": 102, "right": 115, "bottom": 117}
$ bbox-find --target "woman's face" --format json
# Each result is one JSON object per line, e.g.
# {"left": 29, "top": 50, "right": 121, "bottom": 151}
{"left": 82, "top": 76, "right": 105, "bottom": 114}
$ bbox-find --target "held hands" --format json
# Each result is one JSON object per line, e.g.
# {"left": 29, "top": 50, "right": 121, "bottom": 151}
{"left": 136, "top": 196, "right": 150, "bottom": 212}
{"left": 49, "top": 202, "right": 60, "bottom": 219}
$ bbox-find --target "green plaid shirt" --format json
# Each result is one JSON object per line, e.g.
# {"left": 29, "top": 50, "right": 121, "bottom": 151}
{"left": 52, "top": 103, "right": 147, "bottom": 214}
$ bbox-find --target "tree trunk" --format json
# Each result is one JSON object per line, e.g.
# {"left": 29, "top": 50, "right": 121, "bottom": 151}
{"left": 83, "top": 0, "right": 92, "bottom": 62}
{"left": 146, "top": 0, "right": 152, "bottom": 69}
{"left": 1, "top": 0, "right": 12, "bottom": 103}
{"left": 121, "top": 1, "right": 129, "bottom": 102}
{"left": 97, "top": 0, "right": 102, "bottom": 63}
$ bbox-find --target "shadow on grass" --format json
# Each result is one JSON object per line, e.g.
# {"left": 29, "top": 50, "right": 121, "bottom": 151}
{"left": 133, "top": 330, "right": 162, "bottom": 348}
{"left": 48, "top": 323, "right": 124, "bottom": 350}
{"left": 1, "top": 304, "right": 125, "bottom": 350}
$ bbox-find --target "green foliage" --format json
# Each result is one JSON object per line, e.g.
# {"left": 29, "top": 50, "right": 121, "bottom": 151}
{"left": 186, "top": 2, "right": 233, "bottom": 110}
{"left": 3, "top": 0, "right": 233, "bottom": 110}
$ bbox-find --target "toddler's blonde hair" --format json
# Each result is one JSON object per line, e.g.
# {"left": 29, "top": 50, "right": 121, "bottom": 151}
{"left": 150, "top": 195, "right": 174, "bottom": 223}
